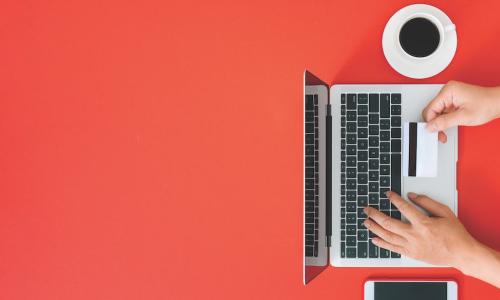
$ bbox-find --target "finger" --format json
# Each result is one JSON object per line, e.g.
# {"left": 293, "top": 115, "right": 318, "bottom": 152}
{"left": 407, "top": 192, "right": 452, "bottom": 218}
{"left": 438, "top": 131, "right": 447, "bottom": 143}
{"left": 364, "top": 206, "right": 410, "bottom": 235}
{"left": 426, "top": 110, "right": 464, "bottom": 132}
{"left": 386, "top": 191, "right": 424, "bottom": 223}
{"left": 422, "top": 85, "right": 451, "bottom": 122}
{"left": 364, "top": 219, "right": 407, "bottom": 246}
{"left": 372, "top": 237, "right": 407, "bottom": 256}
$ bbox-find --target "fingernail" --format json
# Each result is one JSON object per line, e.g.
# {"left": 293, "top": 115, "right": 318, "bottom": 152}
{"left": 363, "top": 207, "right": 369, "bottom": 214}
{"left": 364, "top": 220, "right": 370, "bottom": 228}
{"left": 385, "top": 191, "right": 391, "bottom": 197}
{"left": 407, "top": 192, "right": 417, "bottom": 200}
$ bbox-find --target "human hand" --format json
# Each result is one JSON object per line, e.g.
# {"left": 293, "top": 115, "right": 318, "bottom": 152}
{"left": 363, "top": 191, "right": 478, "bottom": 269}
{"left": 422, "top": 81, "right": 500, "bottom": 143}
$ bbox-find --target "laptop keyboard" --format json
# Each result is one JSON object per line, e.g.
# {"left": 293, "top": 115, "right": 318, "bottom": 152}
{"left": 304, "top": 94, "right": 319, "bottom": 257}
{"left": 340, "top": 93, "right": 402, "bottom": 259}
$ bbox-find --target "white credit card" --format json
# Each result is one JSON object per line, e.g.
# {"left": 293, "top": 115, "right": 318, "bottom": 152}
{"left": 402, "top": 122, "right": 438, "bottom": 177}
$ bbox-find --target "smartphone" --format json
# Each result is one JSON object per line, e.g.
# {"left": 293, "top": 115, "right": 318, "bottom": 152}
{"left": 364, "top": 280, "right": 457, "bottom": 300}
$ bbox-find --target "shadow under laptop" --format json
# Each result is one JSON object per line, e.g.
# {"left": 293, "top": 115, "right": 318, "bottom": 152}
{"left": 305, "top": 265, "right": 328, "bottom": 284}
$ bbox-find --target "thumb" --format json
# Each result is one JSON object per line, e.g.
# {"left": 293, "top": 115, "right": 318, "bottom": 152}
{"left": 407, "top": 193, "right": 452, "bottom": 218}
{"left": 426, "top": 110, "right": 465, "bottom": 132}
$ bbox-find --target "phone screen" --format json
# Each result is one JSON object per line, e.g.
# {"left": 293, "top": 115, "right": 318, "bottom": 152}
{"left": 374, "top": 282, "right": 447, "bottom": 300}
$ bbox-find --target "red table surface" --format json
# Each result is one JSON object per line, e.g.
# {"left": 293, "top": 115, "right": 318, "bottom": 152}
{"left": 1, "top": 0, "right": 500, "bottom": 299}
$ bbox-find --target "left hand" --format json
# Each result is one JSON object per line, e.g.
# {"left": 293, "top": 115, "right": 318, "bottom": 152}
{"left": 363, "top": 191, "right": 478, "bottom": 268}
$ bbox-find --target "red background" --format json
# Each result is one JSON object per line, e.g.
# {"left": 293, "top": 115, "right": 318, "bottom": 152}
{"left": 1, "top": 0, "right": 500, "bottom": 299}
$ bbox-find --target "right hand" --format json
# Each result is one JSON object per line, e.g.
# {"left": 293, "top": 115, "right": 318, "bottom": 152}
{"left": 422, "top": 81, "right": 500, "bottom": 142}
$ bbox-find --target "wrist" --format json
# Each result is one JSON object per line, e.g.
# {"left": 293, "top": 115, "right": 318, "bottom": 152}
{"left": 485, "top": 87, "right": 500, "bottom": 120}
{"left": 455, "top": 240, "right": 492, "bottom": 276}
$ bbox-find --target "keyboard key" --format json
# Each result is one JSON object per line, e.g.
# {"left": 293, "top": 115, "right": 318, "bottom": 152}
{"left": 391, "top": 128, "right": 401, "bottom": 138}
{"left": 305, "top": 224, "right": 314, "bottom": 234}
{"left": 341, "top": 94, "right": 346, "bottom": 104}
{"left": 391, "top": 139, "right": 401, "bottom": 153}
{"left": 341, "top": 116, "right": 345, "bottom": 127}
{"left": 391, "top": 251, "right": 401, "bottom": 258}
{"left": 347, "top": 94, "right": 356, "bottom": 109}
{"left": 305, "top": 95, "right": 314, "bottom": 110}
{"left": 347, "top": 179, "right": 356, "bottom": 190}
{"left": 358, "top": 127, "right": 368, "bottom": 138}
{"left": 369, "top": 125, "right": 379, "bottom": 135}
{"left": 347, "top": 145, "right": 356, "bottom": 155}
{"left": 358, "top": 162, "right": 368, "bottom": 172}
{"left": 341, "top": 140, "right": 345, "bottom": 149}
{"left": 380, "top": 142, "right": 390, "bottom": 152}
{"left": 346, "top": 235, "right": 356, "bottom": 246}
{"left": 369, "top": 136, "right": 379, "bottom": 147}
{"left": 347, "top": 225, "right": 356, "bottom": 235}
{"left": 347, "top": 202, "right": 356, "bottom": 212}
{"left": 305, "top": 246, "right": 314, "bottom": 256}
{"left": 358, "top": 94, "right": 368, "bottom": 104}
{"left": 369, "top": 94, "right": 379, "bottom": 112}
{"left": 357, "top": 217, "right": 366, "bottom": 229}
{"left": 358, "top": 196, "right": 368, "bottom": 207}
{"left": 347, "top": 110, "right": 356, "bottom": 121}
{"left": 391, "top": 154, "right": 401, "bottom": 194}
{"left": 346, "top": 247, "right": 356, "bottom": 258}
{"left": 380, "top": 165, "right": 390, "bottom": 175}
{"left": 341, "top": 242, "right": 345, "bottom": 258}
{"left": 380, "top": 248, "right": 390, "bottom": 258}
{"left": 358, "top": 230, "right": 368, "bottom": 241}
{"left": 305, "top": 112, "right": 314, "bottom": 122}
{"left": 369, "top": 159, "right": 379, "bottom": 170}
{"left": 358, "top": 184, "right": 368, "bottom": 195}
{"left": 380, "top": 94, "right": 390, "bottom": 118}
{"left": 391, "top": 105, "right": 401, "bottom": 115}
{"left": 347, "top": 122, "right": 356, "bottom": 132}
{"left": 305, "top": 179, "right": 314, "bottom": 189}
{"left": 369, "top": 193, "right": 379, "bottom": 204}
{"left": 358, "top": 105, "right": 368, "bottom": 115}
{"left": 357, "top": 207, "right": 366, "bottom": 218}
{"left": 358, "top": 242, "right": 368, "bottom": 258}
{"left": 346, "top": 213, "right": 356, "bottom": 224}
{"left": 358, "top": 150, "right": 368, "bottom": 161}
{"left": 380, "top": 188, "right": 390, "bottom": 198}
{"left": 369, "top": 182, "right": 378, "bottom": 192}
{"left": 369, "top": 148, "right": 379, "bottom": 158}
{"left": 369, "top": 171, "right": 379, "bottom": 181}
{"left": 391, "top": 116, "right": 401, "bottom": 127}
{"left": 380, "top": 176, "right": 390, "bottom": 187}
{"left": 369, "top": 240, "right": 379, "bottom": 258}
{"left": 391, "top": 210, "right": 401, "bottom": 220}
{"left": 380, "top": 154, "right": 390, "bottom": 164}
{"left": 358, "top": 139, "right": 368, "bottom": 149}
{"left": 314, "top": 94, "right": 318, "bottom": 104}
{"left": 391, "top": 93, "right": 401, "bottom": 104}
{"left": 369, "top": 114, "right": 379, "bottom": 124}
{"left": 358, "top": 116, "right": 368, "bottom": 127}
{"left": 380, "top": 119, "right": 390, "bottom": 130}
{"left": 380, "top": 198, "right": 390, "bottom": 210}
{"left": 341, "top": 104, "right": 346, "bottom": 115}
{"left": 347, "top": 134, "right": 356, "bottom": 144}
{"left": 358, "top": 173, "right": 368, "bottom": 184}
{"left": 347, "top": 168, "right": 356, "bottom": 178}
{"left": 347, "top": 156, "right": 356, "bottom": 167}
{"left": 306, "top": 123, "right": 314, "bottom": 133}
{"left": 380, "top": 130, "right": 390, "bottom": 141}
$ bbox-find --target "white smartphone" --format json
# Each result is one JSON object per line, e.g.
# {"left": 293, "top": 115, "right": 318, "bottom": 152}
{"left": 364, "top": 280, "right": 457, "bottom": 300}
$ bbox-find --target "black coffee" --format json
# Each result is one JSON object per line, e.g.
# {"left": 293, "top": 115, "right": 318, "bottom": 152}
{"left": 399, "top": 17, "right": 440, "bottom": 58}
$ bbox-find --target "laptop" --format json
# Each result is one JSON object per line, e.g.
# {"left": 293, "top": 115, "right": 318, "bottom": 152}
{"left": 303, "top": 70, "right": 458, "bottom": 284}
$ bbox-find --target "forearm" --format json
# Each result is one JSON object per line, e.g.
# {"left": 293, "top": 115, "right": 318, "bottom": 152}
{"left": 457, "top": 241, "right": 500, "bottom": 288}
